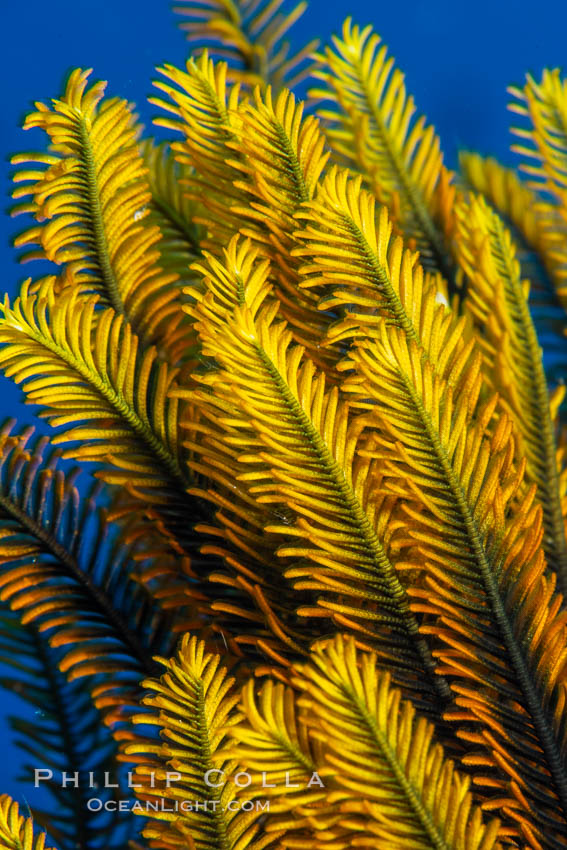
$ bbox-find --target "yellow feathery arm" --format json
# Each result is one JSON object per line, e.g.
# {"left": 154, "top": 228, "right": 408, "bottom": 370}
{"left": 183, "top": 235, "right": 453, "bottom": 714}
{"left": 124, "top": 634, "right": 281, "bottom": 850}
{"left": 293, "top": 167, "right": 470, "bottom": 373}
{"left": 137, "top": 139, "right": 204, "bottom": 366}
{"left": 344, "top": 322, "right": 567, "bottom": 847}
{"left": 0, "top": 795, "right": 56, "bottom": 850}
{"left": 170, "top": 244, "right": 321, "bottom": 668}
{"left": 311, "top": 19, "right": 454, "bottom": 281}
{"left": 184, "top": 415, "right": 318, "bottom": 669}
{"left": 509, "top": 69, "right": 567, "bottom": 226}
{"left": 182, "top": 398, "right": 316, "bottom": 668}
{"left": 293, "top": 636, "right": 503, "bottom": 850}
{"left": 226, "top": 84, "right": 337, "bottom": 371}
{"left": 222, "top": 678, "right": 349, "bottom": 847}
{"left": 460, "top": 154, "right": 567, "bottom": 289}
{"left": 225, "top": 678, "right": 324, "bottom": 803}
{"left": 11, "top": 69, "right": 187, "bottom": 363}
{"left": 227, "top": 84, "right": 329, "bottom": 238}
{"left": 153, "top": 63, "right": 339, "bottom": 368}
{"left": 0, "top": 281, "right": 187, "bottom": 504}
{"left": 175, "top": 240, "right": 349, "bottom": 667}
{"left": 173, "top": 0, "right": 319, "bottom": 91}
{"left": 140, "top": 139, "right": 203, "bottom": 286}
{"left": 0, "top": 285, "right": 208, "bottom": 624}
{"left": 152, "top": 53, "right": 251, "bottom": 252}
{"left": 459, "top": 152, "right": 567, "bottom": 314}
{"left": 454, "top": 194, "right": 567, "bottom": 590}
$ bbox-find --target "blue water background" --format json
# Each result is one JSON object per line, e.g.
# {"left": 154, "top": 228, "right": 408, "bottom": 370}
{"left": 0, "top": 0, "right": 566, "bottom": 819}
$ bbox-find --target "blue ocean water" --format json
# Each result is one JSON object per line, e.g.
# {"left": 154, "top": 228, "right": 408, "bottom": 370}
{"left": 0, "top": 0, "right": 566, "bottom": 824}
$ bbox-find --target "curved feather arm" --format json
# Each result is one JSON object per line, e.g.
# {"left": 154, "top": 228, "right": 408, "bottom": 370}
{"left": 178, "top": 238, "right": 334, "bottom": 667}
{"left": 344, "top": 318, "right": 567, "bottom": 847}
{"left": 226, "top": 84, "right": 337, "bottom": 371}
{"left": 230, "top": 86, "right": 328, "bottom": 217}
{"left": 454, "top": 194, "right": 567, "bottom": 591}
{"left": 0, "top": 278, "right": 216, "bottom": 588}
{"left": 292, "top": 635, "right": 503, "bottom": 850}
{"left": 140, "top": 140, "right": 203, "bottom": 288}
{"left": 459, "top": 153, "right": 567, "bottom": 297}
{"left": 151, "top": 53, "right": 246, "bottom": 252}
{"left": 459, "top": 153, "right": 567, "bottom": 387}
{"left": 0, "top": 609, "right": 130, "bottom": 850}
{"left": 509, "top": 70, "right": 567, "bottom": 227}
{"left": 173, "top": 0, "right": 318, "bottom": 90}
{"left": 0, "top": 421, "right": 175, "bottom": 725}
{"left": 224, "top": 678, "right": 323, "bottom": 801}
{"left": 0, "top": 796, "right": 56, "bottom": 850}
{"left": 11, "top": 69, "right": 186, "bottom": 364}
{"left": 0, "top": 281, "right": 185, "bottom": 495}
{"left": 293, "top": 167, "right": 469, "bottom": 375}
{"left": 311, "top": 18, "right": 454, "bottom": 282}
{"left": 183, "top": 235, "right": 453, "bottom": 714}
{"left": 152, "top": 61, "right": 336, "bottom": 368}
{"left": 220, "top": 678, "right": 346, "bottom": 845}
{"left": 124, "top": 634, "right": 280, "bottom": 850}
{"left": 182, "top": 417, "right": 315, "bottom": 670}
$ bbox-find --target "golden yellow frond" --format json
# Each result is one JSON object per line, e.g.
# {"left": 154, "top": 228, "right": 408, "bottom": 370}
{"left": 124, "top": 634, "right": 281, "bottom": 850}
{"left": 226, "top": 84, "right": 337, "bottom": 371}
{"left": 181, "top": 234, "right": 453, "bottom": 713}
{"left": 160, "top": 239, "right": 317, "bottom": 669}
{"left": 343, "top": 314, "right": 567, "bottom": 845}
{"left": 171, "top": 238, "right": 334, "bottom": 666}
{"left": 460, "top": 151, "right": 567, "bottom": 310}
{"left": 509, "top": 69, "right": 567, "bottom": 224}
{"left": 0, "top": 795, "right": 56, "bottom": 850}
{"left": 11, "top": 68, "right": 187, "bottom": 364}
{"left": 311, "top": 18, "right": 454, "bottom": 280}
{"left": 173, "top": 0, "right": 319, "bottom": 90}
{"left": 152, "top": 52, "right": 250, "bottom": 252}
{"left": 222, "top": 678, "right": 347, "bottom": 846}
{"left": 293, "top": 166, "right": 470, "bottom": 368}
{"left": 0, "top": 280, "right": 187, "bottom": 502}
{"left": 225, "top": 679, "right": 323, "bottom": 805}
{"left": 140, "top": 139, "right": 203, "bottom": 287}
{"left": 229, "top": 85, "right": 329, "bottom": 222}
{"left": 152, "top": 61, "right": 337, "bottom": 370}
{"left": 454, "top": 193, "right": 567, "bottom": 588}
{"left": 292, "top": 635, "right": 503, "bottom": 850}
